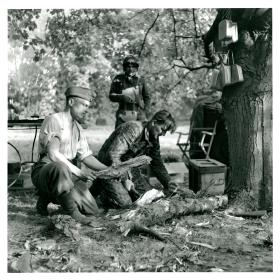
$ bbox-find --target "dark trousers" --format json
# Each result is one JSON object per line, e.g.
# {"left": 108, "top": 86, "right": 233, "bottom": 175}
{"left": 31, "top": 161, "right": 99, "bottom": 215}
{"left": 90, "top": 178, "right": 132, "bottom": 209}
{"left": 90, "top": 167, "right": 152, "bottom": 209}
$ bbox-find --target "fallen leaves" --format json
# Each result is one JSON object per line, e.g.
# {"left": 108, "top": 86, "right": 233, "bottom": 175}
{"left": 8, "top": 191, "right": 273, "bottom": 272}
{"left": 50, "top": 214, "right": 81, "bottom": 241}
{"left": 8, "top": 251, "right": 32, "bottom": 272}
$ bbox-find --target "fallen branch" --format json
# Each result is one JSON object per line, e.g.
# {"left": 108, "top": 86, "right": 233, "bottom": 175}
{"left": 117, "top": 195, "right": 228, "bottom": 237}
{"left": 52, "top": 194, "right": 228, "bottom": 245}
{"left": 93, "top": 155, "right": 151, "bottom": 180}
{"left": 126, "top": 224, "right": 165, "bottom": 241}
{"left": 126, "top": 223, "right": 183, "bottom": 251}
{"left": 229, "top": 210, "right": 267, "bottom": 218}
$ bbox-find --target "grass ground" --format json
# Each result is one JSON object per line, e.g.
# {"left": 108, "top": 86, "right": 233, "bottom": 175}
{"left": 7, "top": 124, "right": 273, "bottom": 272}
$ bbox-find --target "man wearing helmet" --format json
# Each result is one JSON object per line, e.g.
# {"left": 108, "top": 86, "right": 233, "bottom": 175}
{"left": 109, "top": 55, "right": 151, "bottom": 128}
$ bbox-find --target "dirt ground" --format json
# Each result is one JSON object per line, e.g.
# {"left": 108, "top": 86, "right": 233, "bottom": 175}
{"left": 7, "top": 125, "right": 273, "bottom": 272}
{"left": 7, "top": 189, "right": 272, "bottom": 273}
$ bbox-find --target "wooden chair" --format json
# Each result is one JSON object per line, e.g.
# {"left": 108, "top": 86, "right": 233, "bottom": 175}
{"left": 177, "top": 100, "right": 224, "bottom": 161}
{"left": 176, "top": 120, "right": 218, "bottom": 165}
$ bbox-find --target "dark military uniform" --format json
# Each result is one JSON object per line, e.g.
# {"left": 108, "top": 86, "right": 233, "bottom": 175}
{"left": 109, "top": 73, "right": 151, "bottom": 128}
{"left": 90, "top": 121, "right": 171, "bottom": 209}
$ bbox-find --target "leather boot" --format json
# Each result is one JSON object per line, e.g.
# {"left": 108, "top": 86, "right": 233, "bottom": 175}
{"left": 58, "top": 192, "right": 93, "bottom": 225}
{"left": 36, "top": 196, "right": 49, "bottom": 216}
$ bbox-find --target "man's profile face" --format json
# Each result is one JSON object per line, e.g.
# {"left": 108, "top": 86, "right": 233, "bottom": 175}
{"left": 149, "top": 120, "right": 172, "bottom": 139}
{"left": 69, "top": 97, "right": 90, "bottom": 124}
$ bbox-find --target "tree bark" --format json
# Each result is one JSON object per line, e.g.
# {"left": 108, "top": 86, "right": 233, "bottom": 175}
{"left": 51, "top": 195, "right": 228, "bottom": 241}
{"left": 221, "top": 10, "right": 272, "bottom": 209}
{"left": 117, "top": 195, "right": 228, "bottom": 234}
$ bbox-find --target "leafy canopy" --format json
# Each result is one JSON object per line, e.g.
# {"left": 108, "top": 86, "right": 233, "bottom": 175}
{"left": 8, "top": 9, "right": 216, "bottom": 121}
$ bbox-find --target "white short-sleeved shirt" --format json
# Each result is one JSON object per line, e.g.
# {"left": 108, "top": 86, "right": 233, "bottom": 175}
{"left": 38, "top": 111, "right": 92, "bottom": 162}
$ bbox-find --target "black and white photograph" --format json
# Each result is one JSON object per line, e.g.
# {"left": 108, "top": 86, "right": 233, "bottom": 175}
{"left": 2, "top": 1, "right": 278, "bottom": 276}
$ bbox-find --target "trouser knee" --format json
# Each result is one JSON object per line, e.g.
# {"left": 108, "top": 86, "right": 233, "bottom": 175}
{"left": 100, "top": 180, "right": 132, "bottom": 209}
{"left": 36, "top": 161, "right": 74, "bottom": 200}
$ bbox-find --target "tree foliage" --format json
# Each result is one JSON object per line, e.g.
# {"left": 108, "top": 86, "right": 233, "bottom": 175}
{"left": 8, "top": 9, "right": 217, "bottom": 121}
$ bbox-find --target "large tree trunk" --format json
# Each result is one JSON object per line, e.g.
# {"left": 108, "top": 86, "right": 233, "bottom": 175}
{"left": 222, "top": 12, "right": 272, "bottom": 209}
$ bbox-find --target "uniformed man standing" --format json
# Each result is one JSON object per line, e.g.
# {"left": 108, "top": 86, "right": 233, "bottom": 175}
{"left": 109, "top": 55, "right": 151, "bottom": 128}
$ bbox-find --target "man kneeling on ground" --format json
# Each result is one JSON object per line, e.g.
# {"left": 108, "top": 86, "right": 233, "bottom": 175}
{"left": 90, "top": 110, "right": 178, "bottom": 209}
{"left": 31, "top": 86, "right": 108, "bottom": 224}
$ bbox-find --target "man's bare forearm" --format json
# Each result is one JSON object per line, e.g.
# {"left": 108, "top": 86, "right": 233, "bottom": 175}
{"left": 82, "top": 155, "right": 108, "bottom": 171}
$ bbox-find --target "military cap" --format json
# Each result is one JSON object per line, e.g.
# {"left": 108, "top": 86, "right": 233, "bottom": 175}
{"left": 65, "top": 86, "right": 93, "bottom": 102}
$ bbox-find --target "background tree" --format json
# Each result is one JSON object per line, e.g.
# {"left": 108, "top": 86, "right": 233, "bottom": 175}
{"left": 8, "top": 8, "right": 216, "bottom": 122}
{"left": 203, "top": 8, "right": 272, "bottom": 209}
{"left": 8, "top": 8, "right": 273, "bottom": 209}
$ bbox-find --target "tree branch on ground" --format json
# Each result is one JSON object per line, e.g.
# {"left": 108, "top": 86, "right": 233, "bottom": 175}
{"left": 138, "top": 12, "right": 160, "bottom": 57}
